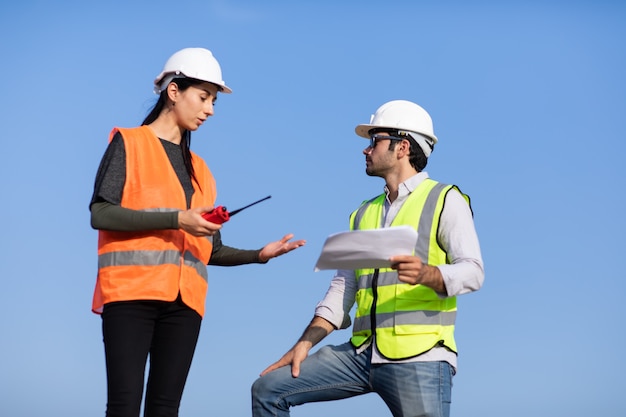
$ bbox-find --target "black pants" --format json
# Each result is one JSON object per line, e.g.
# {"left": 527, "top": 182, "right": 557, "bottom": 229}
{"left": 101, "top": 295, "right": 202, "bottom": 417}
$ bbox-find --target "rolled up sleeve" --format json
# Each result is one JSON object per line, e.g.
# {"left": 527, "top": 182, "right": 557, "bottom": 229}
{"left": 314, "top": 269, "right": 357, "bottom": 330}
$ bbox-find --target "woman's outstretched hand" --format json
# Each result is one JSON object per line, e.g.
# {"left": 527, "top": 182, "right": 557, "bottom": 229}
{"left": 259, "top": 234, "right": 306, "bottom": 262}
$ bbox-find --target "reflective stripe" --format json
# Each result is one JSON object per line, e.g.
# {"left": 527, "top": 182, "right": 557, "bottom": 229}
{"left": 183, "top": 251, "right": 208, "bottom": 280}
{"left": 99, "top": 250, "right": 181, "bottom": 268}
{"left": 140, "top": 207, "right": 180, "bottom": 213}
{"left": 357, "top": 271, "right": 396, "bottom": 289}
{"left": 415, "top": 182, "right": 448, "bottom": 262}
{"left": 352, "top": 196, "right": 382, "bottom": 229}
{"left": 353, "top": 310, "right": 457, "bottom": 332}
{"left": 99, "top": 249, "right": 207, "bottom": 281}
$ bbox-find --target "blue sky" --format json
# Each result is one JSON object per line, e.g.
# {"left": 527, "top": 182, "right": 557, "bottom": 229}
{"left": 1, "top": 1, "right": 625, "bottom": 416}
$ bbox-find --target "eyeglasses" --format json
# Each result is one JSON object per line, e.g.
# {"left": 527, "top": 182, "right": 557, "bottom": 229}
{"left": 369, "top": 134, "right": 404, "bottom": 149}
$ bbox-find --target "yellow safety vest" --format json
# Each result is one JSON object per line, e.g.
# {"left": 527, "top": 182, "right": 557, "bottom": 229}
{"left": 350, "top": 178, "right": 470, "bottom": 359}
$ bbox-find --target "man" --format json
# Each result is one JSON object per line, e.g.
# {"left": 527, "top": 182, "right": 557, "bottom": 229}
{"left": 251, "top": 100, "right": 484, "bottom": 417}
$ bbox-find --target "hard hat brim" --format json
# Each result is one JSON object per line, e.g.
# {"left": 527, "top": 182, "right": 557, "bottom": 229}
{"left": 355, "top": 124, "right": 376, "bottom": 139}
{"left": 153, "top": 71, "right": 232, "bottom": 94}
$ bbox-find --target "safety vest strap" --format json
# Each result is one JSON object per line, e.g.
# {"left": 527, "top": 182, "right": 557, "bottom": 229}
{"left": 352, "top": 195, "right": 384, "bottom": 229}
{"left": 415, "top": 181, "right": 448, "bottom": 263}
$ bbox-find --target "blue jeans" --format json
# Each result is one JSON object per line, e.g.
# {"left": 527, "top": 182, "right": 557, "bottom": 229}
{"left": 251, "top": 342, "right": 453, "bottom": 417}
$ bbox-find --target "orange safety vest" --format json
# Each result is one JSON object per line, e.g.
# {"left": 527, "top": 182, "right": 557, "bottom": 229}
{"left": 92, "top": 126, "right": 216, "bottom": 317}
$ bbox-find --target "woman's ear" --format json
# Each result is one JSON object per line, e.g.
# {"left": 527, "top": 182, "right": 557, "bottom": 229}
{"left": 166, "top": 82, "right": 179, "bottom": 103}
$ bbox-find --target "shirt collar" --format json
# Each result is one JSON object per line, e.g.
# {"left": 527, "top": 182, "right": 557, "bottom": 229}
{"left": 384, "top": 171, "right": 430, "bottom": 200}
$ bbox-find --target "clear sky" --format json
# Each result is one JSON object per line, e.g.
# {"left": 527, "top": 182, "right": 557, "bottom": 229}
{"left": 1, "top": 1, "right": 624, "bottom": 416}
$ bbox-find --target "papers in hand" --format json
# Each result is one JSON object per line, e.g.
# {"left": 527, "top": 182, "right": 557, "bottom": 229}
{"left": 314, "top": 226, "right": 417, "bottom": 271}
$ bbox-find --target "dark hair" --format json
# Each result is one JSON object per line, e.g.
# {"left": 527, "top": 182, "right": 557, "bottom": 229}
{"left": 142, "top": 77, "right": 204, "bottom": 185}
{"left": 403, "top": 137, "right": 429, "bottom": 172}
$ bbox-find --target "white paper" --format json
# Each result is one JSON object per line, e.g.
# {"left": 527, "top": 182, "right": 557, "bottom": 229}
{"left": 314, "top": 226, "right": 418, "bottom": 271}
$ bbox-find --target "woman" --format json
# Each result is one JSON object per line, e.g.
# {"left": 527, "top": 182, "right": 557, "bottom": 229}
{"left": 89, "top": 47, "right": 305, "bottom": 417}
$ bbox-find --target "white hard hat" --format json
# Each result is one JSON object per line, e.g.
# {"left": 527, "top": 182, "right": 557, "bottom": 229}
{"left": 355, "top": 100, "right": 438, "bottom": 157}
{"left": 153, "top": 47, "right": 232, "bottom": 95}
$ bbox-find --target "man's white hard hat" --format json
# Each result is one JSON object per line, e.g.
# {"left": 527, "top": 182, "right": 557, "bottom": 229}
{"left": 153, "top": 47, "right": 232, "bottom": 94}
{"left": 355, "top": 100, "right": 438, "bottom": 156}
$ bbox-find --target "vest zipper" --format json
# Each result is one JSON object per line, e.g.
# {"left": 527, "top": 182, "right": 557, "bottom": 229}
{"left": 370, "top": 269, "right": 380, "bottom": 344}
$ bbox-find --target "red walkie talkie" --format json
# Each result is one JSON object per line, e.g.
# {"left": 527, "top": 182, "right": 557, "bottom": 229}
{"left": 202, "top": 195, "right": 272, "bottom": 224}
